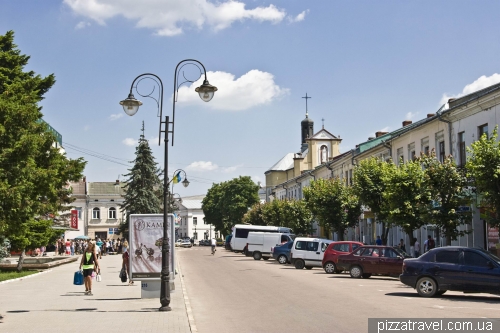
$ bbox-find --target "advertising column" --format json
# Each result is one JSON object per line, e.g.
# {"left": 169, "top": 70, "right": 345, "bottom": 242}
{"left": 129, "top": 214, "right": 175, "bottom": 281}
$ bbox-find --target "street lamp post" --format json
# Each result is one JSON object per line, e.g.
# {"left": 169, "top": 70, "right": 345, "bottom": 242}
{"left": 120, "top": 59, "right": 217, "bottom": 312}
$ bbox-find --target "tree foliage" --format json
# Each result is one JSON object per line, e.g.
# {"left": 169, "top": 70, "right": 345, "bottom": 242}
{"left": 120, "top": 124, "right": 163, "bottom": 239}
{"left": 202, "top": 176, "right": 260, "bottom": 236}
{"left": 384, "top": 157, "right": 428, "bottom": 246}
{"left": 353, "top": 157, "right": 395, "bottom": 244}
{"left": 303, "top": 178, "right": 361, "bottom": 240}
{"left": 467, "top": 126, "right": 500, "bottom": 227}
{"left": 422, "top": 153, "right": 472, "bottom": 245}
{"left": 243, "top": 199, "right": 314, "bottom": 236}
{"left": 0, "top": 30, "right": 86, "bottom": 269}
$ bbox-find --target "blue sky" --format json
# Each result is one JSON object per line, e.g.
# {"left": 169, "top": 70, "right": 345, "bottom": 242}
{"left": 2, "top": 1, "right": 500, "bottom": 196}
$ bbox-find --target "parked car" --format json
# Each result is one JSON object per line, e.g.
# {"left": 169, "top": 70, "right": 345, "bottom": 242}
{"left": 337, "top": 245, "right": 411, "bottom": 278}
{"left": 290, "top": 237, "right": 333, "bottom": 269}
{"left": 180, "top": 240, "right": 192, "bottom": 248}
{"left": 272, "top": 240, "right": 294, "bottom": 264}
{"left": 400, "top": 246, "right": 500, "bottom": 297}
{"left": 322, "top": 241, "right": 363, "bottom": 274}
{"left": 246, "top": 232, "right": 294, "bottom": 260}
{"left": 216, "top": 238, "right": 225, "bottom": 246}
{"left": 199, "top": 239, "right": 209, "bottom": 246}
{"left": 175, "top": 240, "right": 183, "bottom": 247}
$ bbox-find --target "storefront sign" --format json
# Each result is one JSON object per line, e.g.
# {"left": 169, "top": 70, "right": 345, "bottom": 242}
{"left": 70, "top": 210, "right": 78, "bottom": 229}
{"left": 129, "top": 214, "right": 175, "bottom": 281}
{"left": 488, "top": 226, "right": 499, "bottom": 251}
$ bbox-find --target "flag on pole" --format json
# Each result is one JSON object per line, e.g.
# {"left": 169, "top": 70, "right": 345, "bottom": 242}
{"left": 173, "top": 171, "right": 181, "bottom": 184}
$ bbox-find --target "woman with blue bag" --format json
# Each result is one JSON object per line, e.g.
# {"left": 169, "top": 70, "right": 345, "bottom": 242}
{"left": 79, "top": 242, "right": 100, "bottom": 296}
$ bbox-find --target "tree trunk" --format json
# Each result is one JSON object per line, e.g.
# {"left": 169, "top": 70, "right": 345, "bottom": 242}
{"left": 337, "top": 228, "right": 345, "bottom": 241}
{"left": 16, "top": 249, "right": 25, "bottom": 272}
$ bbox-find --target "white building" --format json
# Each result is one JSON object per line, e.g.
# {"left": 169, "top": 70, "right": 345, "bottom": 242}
{"left": 175, "top": 195, "right": 222, "bottom": 240}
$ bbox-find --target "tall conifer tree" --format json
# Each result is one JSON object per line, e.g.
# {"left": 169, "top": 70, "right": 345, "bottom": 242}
{"left": 120, "top": 123, "right": 163, "bottom": 238}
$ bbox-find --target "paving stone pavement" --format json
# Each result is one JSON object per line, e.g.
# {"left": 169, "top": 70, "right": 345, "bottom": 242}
{"left": 0, "top": 251, "right": 192, "bottom": 333}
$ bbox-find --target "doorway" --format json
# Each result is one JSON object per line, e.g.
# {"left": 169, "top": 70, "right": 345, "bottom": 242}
{"left": 95, "top": 232, "right": 107, "bottom": 241}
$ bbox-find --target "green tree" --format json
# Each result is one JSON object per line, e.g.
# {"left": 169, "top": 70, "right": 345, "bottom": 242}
{"left": 384, "top": 158, "right": 428, "bottom": 247}
{"left": 119, "top": 124, "right": 163, "bottom": 239}
{"left": 353, "top": 157, "right": 395, "bottom": 245}
{"left": 202, "top": 176, "right": 259, "bottom": 236}
{"left": 243, "top": 202, "right": 267, "bottom": 226}
{"left": 422, "top": 153, "right": 472, "bottom": 245}
{"left": 0, "top": 30, "right": 86, "bottom": 270}
{"left": 282, "top": 200, "right": 314, "bottom": 236}
{"left": 303, "top": 178, "right": 361, "bottom": 240}
{"left": 467, "top": 126, "right": 500, "bottom": 226}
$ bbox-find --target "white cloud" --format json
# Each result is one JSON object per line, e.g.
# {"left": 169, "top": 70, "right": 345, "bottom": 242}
{"left": 186, "top": 161, "right": 219, "bottom": 172}
{"left": 222, "top": 164, "right": 243, "bottom": 173}
{"left": 75, "top": 21, "right": 91, "bottom": 29}
{"left": 380, "top": 126, "right": 390, "bottom": 132}
{"left": 176, "top": 70, "right": 289, "bottom": 111}
{"left": 405, "top": 111, "right": 418, "bottom": 120}
{"left": 109, "top": 113, "right": 123, "bottom": 121}
{"left": 123, "top": 138, "right": 136, "bottom": 146}
{"left": 64, "top": 0, "right": 289, "bottom": 36}
{"left": 288, "top": 10, "right": 309, "bottom": 23}
{"left": 440, "top": 73, "right": 500, "bottom": 106}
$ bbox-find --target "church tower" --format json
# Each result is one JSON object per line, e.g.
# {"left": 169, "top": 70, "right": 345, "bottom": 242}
{"left": 301, "top": 93, "right": 314, "bottom": 152}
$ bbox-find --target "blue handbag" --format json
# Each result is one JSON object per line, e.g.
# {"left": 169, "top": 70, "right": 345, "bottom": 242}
{"left": 73, "top": 270, "right": 84, "bottom": 285}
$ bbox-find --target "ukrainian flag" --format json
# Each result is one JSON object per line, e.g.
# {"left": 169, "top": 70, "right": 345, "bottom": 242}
{"left": 173, "top": 171, "right": 181, "bottom": 184}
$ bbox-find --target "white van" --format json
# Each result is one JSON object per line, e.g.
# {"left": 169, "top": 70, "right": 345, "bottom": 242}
{"left": 246, "top": 232, "right": 295, "bottom": 260}
{"left": 290, "top": 237, "right": 333, "bottom": 269}
{"left": 230, "top": 224, "right": 293, "bottom": 253}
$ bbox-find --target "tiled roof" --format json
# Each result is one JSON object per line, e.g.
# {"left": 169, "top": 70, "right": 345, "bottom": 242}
{"left": 88, "top": 182, "right": 126, "bottom": 195}
{"left": 180, "top": 200, "right": 203, "bottom": 210}
{"left": 266, "top": 153, "right": 294, "bottom": 172}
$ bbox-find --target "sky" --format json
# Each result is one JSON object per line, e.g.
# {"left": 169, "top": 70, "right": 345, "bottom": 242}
{"left": 2, "top": 1, "right": 500, "bottom": 197}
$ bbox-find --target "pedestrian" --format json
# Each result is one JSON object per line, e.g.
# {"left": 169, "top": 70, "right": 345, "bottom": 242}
{"left": 79, "top": 241, "right": 99, "bottom": 296}
{"left": 117, "top": 239, "right": 122, "bottom": 254}
{"left": 413, "top": 238, "right": 420, "bottom": 257}
{"left": 398, "top": 239, "right": 406, "bottom": 252}
{"left": 122, "top": 248, "right": 133, "bottom": 285}
{"left": 70, "top": 240, "right": 75, "bottom": 256}
{"left": 210, "top": 237, "right": 216, "bottom": 254}
{"left": 375, "top": 236, "right": 382, "bottom": 246}
{"left": 122, "top": 240, "right": 129, "bottom": 253}
{"left": 41, "top": 245, "right": 46, "bottom": 257}
{"left": 54, "top": 241, "right": 58, "bottom": 256}
{"left": 96, "top": 241, "right": 102, "bottom": 259}
{"left": 424, "top": 235, "right": 435, "bottom": 253}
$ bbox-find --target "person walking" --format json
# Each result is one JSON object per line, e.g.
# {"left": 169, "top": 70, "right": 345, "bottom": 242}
{"left": 424, "top": 235, "right": 435, "bottom": 253}
{"left": 70, "top": 241, "right": 75, "bottom": 256}
{"left": 375, "top": 236, "right": 382, "bottom": 246}
{"left": 122, "top": 248, "right": 133, "bottom": 285}
{"left": 79, "top": 242, "right": 99, "bottom": 296}
{"left": 413, "top": 238, "right": 420, "bottom": 257}
{"left": 210, "top": 237, "right": 216, "bottom": 255}
{"left": 398, "top": 239, "right": 406, "bottom": 252}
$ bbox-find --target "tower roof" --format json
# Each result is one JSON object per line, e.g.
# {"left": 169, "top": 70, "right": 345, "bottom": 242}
{"left": 301, "top": 113, "right": 314, "bottom": 123}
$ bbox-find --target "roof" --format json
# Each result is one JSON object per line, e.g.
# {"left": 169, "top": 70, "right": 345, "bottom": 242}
{"left": 266, "top": 153, "right": 294, "bottom": 172}
{"left": 448, "top": 82, "right": 500, "bottom": 109}
{"left": 87, "top": 182, "right": 126, "bottom": 195}
{"left": 181, "top": 194, "right": 205, "bottom": 201}
{"left": 309, "top": 128, "right": 339, "bottom": 140}
{"left": 180, "top": 200, "right": 203, "bottom": 210}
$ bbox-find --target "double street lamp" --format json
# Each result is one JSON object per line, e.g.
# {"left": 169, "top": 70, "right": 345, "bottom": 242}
{"left": 120, "top": 59, "right": 217, "bottom": 312}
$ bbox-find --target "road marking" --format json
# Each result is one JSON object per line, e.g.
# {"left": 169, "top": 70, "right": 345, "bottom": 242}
{"left": 178, "top": 259, "right": 197, "bottom": 333}
{"left": 433, "top": 305, "right": 500, "bottom": 311}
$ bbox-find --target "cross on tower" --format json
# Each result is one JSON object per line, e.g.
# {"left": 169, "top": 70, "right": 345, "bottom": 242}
{"left": 322, "top": 118, "right": 325, "bottom": 129}
{"left": 302, "top": 93, "right": 311, "bottom": 116}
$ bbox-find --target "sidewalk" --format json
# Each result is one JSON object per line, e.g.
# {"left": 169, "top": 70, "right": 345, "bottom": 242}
{"left": 0, "top": 251, "right": 192, "bottom": 333}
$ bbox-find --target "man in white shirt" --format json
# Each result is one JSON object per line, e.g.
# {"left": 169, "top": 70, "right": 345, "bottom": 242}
{"left": 210, "top": 238, "right": 216, "bottom": 254}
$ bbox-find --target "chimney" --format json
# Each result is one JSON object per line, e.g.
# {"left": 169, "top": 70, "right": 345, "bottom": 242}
{"left": 427, "top": 113, "right": 435, "bottom": 118}
{"left": 368, "top": 137, "right": 375, "bottom": 141}
{"left": 115, "top": 179, "right": 120, "bottom": 185}
{"left": 375, "top": 131, "right": 388, "bottom": 138}
{"left": 448, "top": 98, "right": 455, "bottom": 103}
{"left": 402, "top": 120, "right": 412, "bottom": 127}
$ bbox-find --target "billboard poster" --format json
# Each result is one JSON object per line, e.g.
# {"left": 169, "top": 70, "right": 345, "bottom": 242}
{"left": 129, "top": 214, "right": 175, "bottom": 281}
{"left": 70, "top": 210, "right": 78, "bottom": 229}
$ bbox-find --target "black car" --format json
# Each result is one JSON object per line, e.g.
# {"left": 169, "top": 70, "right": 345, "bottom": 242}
{"left": 400, "top": 246, "right": 500, "bottom": 297}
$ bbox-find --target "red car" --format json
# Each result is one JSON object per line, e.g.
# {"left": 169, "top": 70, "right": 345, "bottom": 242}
{"left": 322, "top": 241, "right": 363, "bottom": 274}
{"left": 337, "top": 245, "right": 410, "bottom": 278}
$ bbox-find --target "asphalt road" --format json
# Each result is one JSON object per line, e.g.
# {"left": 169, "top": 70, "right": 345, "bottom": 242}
{"left": 178, "top": 247, "right": 500, "bottom": 333}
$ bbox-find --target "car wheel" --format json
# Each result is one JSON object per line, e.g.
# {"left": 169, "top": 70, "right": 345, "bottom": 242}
{"left": 324, "top": 261, "right": 337, "bottom": 274}
{"left": 305, "top": 266, "right": 313, "bottom": 270}
{"left": 277, "top": 255, "right": 288, "bottom": 265}
{"left": 416, "top": 277, "right": 438, "bottom": 297}
{"left": 253, "top": 252, "right": 262, "bottom": 260}
{"left": 262, "top": 257, "right": 269, "bottom": 261}
{"left": 294, "top": 259, "right": 305, "bottom": 269}
{"left": 350, "top": 265, "right": 363, "bottom": 278}
{"left": 362, "top": 273, "right": 372, "bottom": 278}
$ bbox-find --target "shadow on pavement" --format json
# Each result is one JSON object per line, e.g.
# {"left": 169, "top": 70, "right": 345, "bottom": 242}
{"left": 7, "top": 308, "right": 162, "bottom": 313}
{"left": 89, "top": 298, "right": 141, "bottom": 301}
{"left": 434, "top": 294, "right": 500, "bottom": 304}
{"left": 384, "top": 292, "right": 420, "bottom": 298}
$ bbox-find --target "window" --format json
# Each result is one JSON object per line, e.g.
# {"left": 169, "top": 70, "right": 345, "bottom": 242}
{"left": 349, "top": 169, "right": 353, "bottom": 185}
{"left": 463, "top": 251, "right": 490, "bottom": 267}
{"left": 280, "top": 235, "right": 289, "bottom": 243}
{"left": 352, "top": 244, "right": 360, "bottom": 251}
{"left": 458, "top": 132, "right": 466, "bottom": 167}
{"left": 108, "top": 207, "right": 116, "bottom": 219}
{"left": 396, "top": 148, "right": 404, "bottom": 165}
{"left": 438, "top": 141, "right": 445, "bottom": 163}
{"left": 421, "top": 137, "right": 429, "bottom": 156}
{"left": 361, "top": 248, "right": 374, "bottom": 256}
{"left": 194, "top": 232, "right": 198, "bottom": 240}
{"left": 352, "top": 248, "right": 363, "bottom": 256}
{"left": 435, "top": 250, "right": 460, "bottom": 264}
{"left": 295, "top": 241, "right": 306, "bottom": 250}
{"left": 382, "top": 248, "right": 399, "bottom": 258}
{"left": 408, "top": 142, "right": 416, "bottom": 161}
{"left": 306, "top": 242, "right": 319, "bottom": 252}
{"left": 321, "top": 243, "right": 328, "bottom": 252}
{"left": 75, "top": 207, "right": 82, "bottom": 219}
{"left": 92, "top": 207, "right": 100, "bottom": 219}
{"left": 333, "top": 243, "right": 350, "bottom": 252}
{"left": 193, "top": 217, "right": 197, "bottom": 225}
{"left": 478, "top": 124, "right": 488, "bottom": 139}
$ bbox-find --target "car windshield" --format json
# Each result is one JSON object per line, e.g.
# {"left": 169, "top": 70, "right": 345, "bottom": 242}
{"left": 392, "top": 247, "right": 411, "bottom": 258}
{"left": 479, "top": 249, "right": 500, "bottom": 264}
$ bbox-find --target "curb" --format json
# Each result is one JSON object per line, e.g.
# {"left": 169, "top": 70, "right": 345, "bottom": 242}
{"left": 177, "top": 256, "right": 197, "bottom": 333}
{"left": 0, "top": 269, "right": 53, "bottom": 285}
